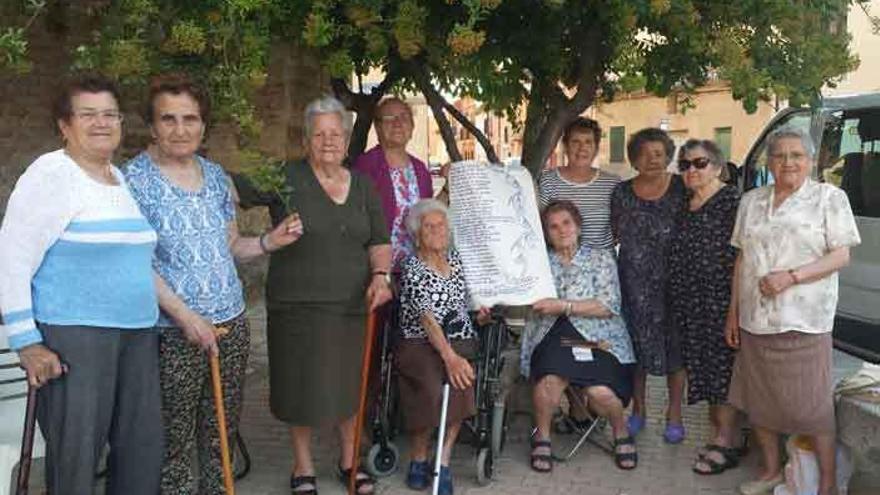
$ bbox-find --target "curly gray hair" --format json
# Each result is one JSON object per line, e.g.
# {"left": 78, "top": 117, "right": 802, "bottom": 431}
{"left": 303, "top": 95, "right": 353, "bottom": 140}
{"left": 405, "top": 199, "right": 452, "bottom": 248}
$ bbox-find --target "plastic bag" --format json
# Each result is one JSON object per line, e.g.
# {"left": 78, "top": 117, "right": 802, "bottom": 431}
{"left": 773, "top": 436, "right": 854, "bottom": 495}
{"left": 774, "top": 436, "right": 819, "bottom": 495}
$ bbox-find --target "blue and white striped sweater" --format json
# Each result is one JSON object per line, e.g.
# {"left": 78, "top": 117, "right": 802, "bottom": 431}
{"left": 1, "top": 150, "right": 159, "bottom": 351}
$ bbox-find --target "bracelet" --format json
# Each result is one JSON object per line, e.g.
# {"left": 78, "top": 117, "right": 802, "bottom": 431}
{"left": 788, "top": 268, "right": 800, "bottom": 285}
{"left": 564, "top": 301, "right": 573, "bottom": 317}
{"left": 259, "top": 233, "right": 270, "bottom": 254}
{"left": 373, "top": 270, "right": 391, "bottom": 284}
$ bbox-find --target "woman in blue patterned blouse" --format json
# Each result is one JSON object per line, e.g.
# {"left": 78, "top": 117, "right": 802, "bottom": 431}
{"left": 522, "top": 200, "right": 638, "bottom": 473}
{"left": 123, "top": 73, "right": 301, "bottom": 494}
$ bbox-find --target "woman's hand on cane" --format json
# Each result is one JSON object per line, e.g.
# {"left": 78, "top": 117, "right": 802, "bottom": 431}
{"left": 180, "top": 309, "right": 219, "bottom": 356}
{"left": 18, "top": 344, "right": 66, "bottom": 388}
{"left": 441, "top": 351, "right": 474, "bottom": 390}
{"left": 366, "top": 274, "right": 392, "bottom": 311}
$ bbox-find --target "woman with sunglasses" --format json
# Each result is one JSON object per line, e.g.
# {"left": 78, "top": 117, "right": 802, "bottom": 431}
{"left": 667, "top": 139, "right": 742, "bottom": 475}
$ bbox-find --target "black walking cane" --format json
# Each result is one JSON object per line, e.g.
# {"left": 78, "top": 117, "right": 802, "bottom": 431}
{"left": 16, "top": 385, "right": 37, "bottom": 495}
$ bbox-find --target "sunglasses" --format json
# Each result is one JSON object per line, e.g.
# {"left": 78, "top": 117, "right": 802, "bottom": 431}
{"left": 677, "top": 156, "right": 713, "bottom": 173}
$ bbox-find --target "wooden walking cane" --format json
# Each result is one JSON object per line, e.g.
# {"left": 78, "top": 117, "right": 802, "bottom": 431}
{"left": 15, "top": 385, "right": 37, "bottom": 495}
{"left": 349, "top": 311, "right": 378, "bottom": 495}
{"left": 211, "top": 327, "right": 235, "bottom": 495}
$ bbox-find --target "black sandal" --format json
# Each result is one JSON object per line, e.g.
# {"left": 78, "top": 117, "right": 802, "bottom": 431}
{"left": 613, "top": 436, "right": 638, "bottom": 470}
{"left": 693, "top": 444, "right": 740, "bottom": 475}
{"left": 290, "top": 475, "right": 317, "bottom": 495}
{"left": 337, "top": 465, "right": 376, "bottom": 495}
{"left": 529, "top": 438, "right": 553, "bottom": 473}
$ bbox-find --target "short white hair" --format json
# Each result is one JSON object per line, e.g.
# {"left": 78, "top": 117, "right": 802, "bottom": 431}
{"left": 406, "top": 199, "right": 452, "bottom": 247}
{"left": 303, "top": 95, "right": 353, "bottom": 139}
{"left": 767, "top": 126, "right": 816, "bottom": 159}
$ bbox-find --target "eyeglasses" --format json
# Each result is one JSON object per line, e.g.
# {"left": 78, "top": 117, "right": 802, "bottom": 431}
{"left": 677, "top": 156, "right": 712, "bottom": 173}
{"left": 768, "top": 151, "right": 807, "bottom": 162}
{"left": 378, "top": 114, "right": 410, "bottom": 125}
{"left": 72, "top": 110, "right": 124, "bottom": 125}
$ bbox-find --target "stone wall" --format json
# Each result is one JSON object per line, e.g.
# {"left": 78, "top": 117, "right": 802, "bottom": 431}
{"left": 0, "top": 8, "right": 328, "bottom": 304}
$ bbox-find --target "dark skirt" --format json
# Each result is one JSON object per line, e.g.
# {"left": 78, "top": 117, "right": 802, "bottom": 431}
{"left": 530, "top": 317, "right": 635, "bottom": 406}
{"left": 728, "top": 330, "right": 834, "bottom": 435}
{"left": 267, "top": 304, "right": 365, "bottom": 427}
{"left": 395, "top": 338, "right": 477, "bottom": 432}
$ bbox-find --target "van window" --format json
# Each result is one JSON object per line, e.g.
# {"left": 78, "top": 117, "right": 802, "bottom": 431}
{"left": 818, "top": 109, "right": 880, "bottom": 218}
{"left": 745, "top": 111, "right": 812, "bottom": 188}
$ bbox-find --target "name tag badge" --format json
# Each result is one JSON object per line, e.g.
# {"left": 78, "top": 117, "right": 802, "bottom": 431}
{"left": 572, "top": 347, "right": 593, "bottom": 362}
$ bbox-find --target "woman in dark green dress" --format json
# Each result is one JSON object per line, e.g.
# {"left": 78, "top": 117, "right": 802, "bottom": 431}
{"left": 234, "top": 96, "right": 392, "bottom": 495}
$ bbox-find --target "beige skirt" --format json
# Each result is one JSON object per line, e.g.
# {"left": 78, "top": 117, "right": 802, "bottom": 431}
{"left": 728, "top": 330, "right": 834, "bottom": 435}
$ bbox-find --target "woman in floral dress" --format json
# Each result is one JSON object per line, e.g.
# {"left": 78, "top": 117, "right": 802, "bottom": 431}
{"left": 611, "top": 128, "right": 687, "bottom": 443}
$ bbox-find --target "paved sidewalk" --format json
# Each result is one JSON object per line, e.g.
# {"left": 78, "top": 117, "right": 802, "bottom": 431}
{"left": 235, "top": 308, "right": 878, "bottom": 495}
{"left": 15, "top": 307, "right": 877, "bottom": 494}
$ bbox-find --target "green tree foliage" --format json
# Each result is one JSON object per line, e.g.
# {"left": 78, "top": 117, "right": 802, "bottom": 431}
{"left": 463, "top": 0, "right": 863, "bottom": 173}
{"left": 0, "top": 1, "right": 47, "bottom": 74}
{"left": 1, "top": 0, "right": 275, "bottom": 146}
{"left": 293, "top": 0, "right": 866, "bottom": 173}
{"left": 2, "top": 0, "right": 873, "bottom": 175}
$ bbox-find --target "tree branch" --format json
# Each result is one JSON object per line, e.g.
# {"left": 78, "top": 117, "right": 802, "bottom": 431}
{"left": 406, "top": 61, "right": 462, "bottom": 162}
{"left": 407, "top": 61, "right": 498, "bottom": 163}
{"left": 331, "top": 67, "right": 401, "bottom": 160}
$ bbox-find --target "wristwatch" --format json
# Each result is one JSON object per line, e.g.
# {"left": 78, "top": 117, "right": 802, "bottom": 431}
{"left": 373, "top": 270, "right": 391, "bottom": 285}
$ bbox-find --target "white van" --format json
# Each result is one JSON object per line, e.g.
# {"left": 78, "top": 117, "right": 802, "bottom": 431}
{"left": 741, "top": 93, "right": 880, "bottom": 363}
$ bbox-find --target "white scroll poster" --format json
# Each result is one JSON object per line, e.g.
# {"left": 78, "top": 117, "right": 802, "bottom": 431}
{"left": 448, "top": 161, "right": 557, "bottom": 307}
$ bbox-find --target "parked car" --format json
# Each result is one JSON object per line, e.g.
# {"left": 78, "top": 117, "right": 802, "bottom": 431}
{"left": 741, "top": 92, "right": 880, "bottom": 363}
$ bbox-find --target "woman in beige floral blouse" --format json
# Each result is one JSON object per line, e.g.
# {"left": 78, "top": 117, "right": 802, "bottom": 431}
{"left": 725, "top": 127, "right": 861, "bottom": 495}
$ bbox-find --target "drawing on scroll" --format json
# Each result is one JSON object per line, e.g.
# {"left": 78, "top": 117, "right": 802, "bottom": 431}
{"left": 448, "top": 161, "right": 556, "bottom": 307}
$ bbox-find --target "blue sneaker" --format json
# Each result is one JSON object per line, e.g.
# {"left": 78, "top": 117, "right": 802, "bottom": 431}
{"left": 438, "top": 466, "right": 453, "bottom": 495}
{"left": 405, "top": 460, "right": 430, "bottom": 491}
{"left": 627, "top": 414, "right": 645, "bottom": 436}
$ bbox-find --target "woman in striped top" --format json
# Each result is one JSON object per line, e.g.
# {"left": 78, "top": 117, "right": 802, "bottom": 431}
{"left": 538, "top": 117, "right": 621, "bottom": 252}
{"left": 0, "top": 74, "right": 163, "bottom": 494}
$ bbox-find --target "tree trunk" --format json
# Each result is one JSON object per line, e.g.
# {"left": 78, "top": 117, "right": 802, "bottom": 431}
{"left": 521, "top": 82, "right": 555, "bottom": 176}
{"left": 330, "top": 71, "right": 399, "bottom": 161}
{"left": 427, "top": 100, "right": 463, "bottom": 163}
{"left": 520, "top": 28, "right": 604, "bottom": 178}
{"left": 348, "top": 106, "right": 375, "bottom": 160}
{"left": 406, "top": 62, "right": 462, "bottom": 162}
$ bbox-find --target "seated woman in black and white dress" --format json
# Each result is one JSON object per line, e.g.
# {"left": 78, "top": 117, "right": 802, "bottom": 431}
{"left": 396, "top": 199, "right": 490, "bottom": 495}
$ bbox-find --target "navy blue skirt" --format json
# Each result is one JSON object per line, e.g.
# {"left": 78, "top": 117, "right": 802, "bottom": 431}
{"left": 530, "top": 316, "right": 635, "bottom": 406}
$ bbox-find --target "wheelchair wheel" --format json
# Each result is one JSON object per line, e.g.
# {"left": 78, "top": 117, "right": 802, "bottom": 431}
{"left": 366, "top": 441, "right": 400, "bottom": 478}
{"left": 490, "top": 402, "right": 507, "bottom": 456}
{"left": 475, "top": 447, "right": 494, "bottom": 486}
